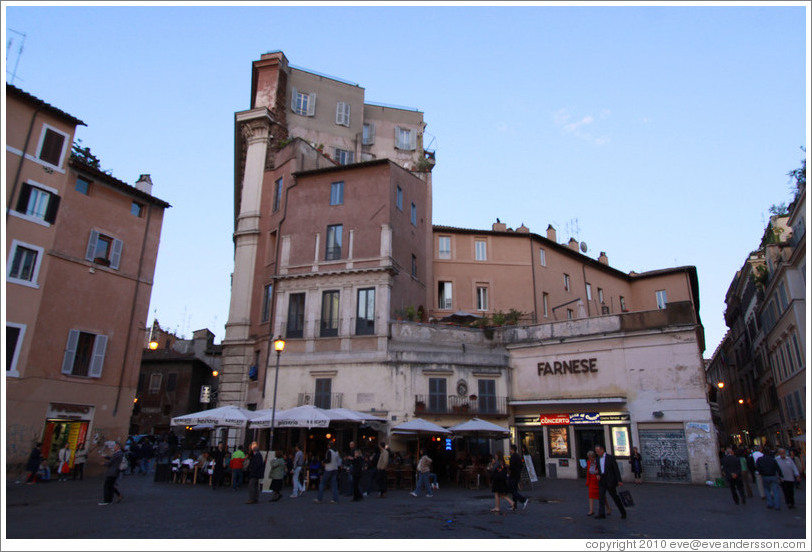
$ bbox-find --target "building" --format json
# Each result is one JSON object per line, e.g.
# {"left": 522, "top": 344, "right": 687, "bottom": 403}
{"left": 130, "top": 324, "right": 222, "bottom": 438}
{"left": 220, "top": 52, "right": 718, "bottom": 483}
{"left": 5, "top": 84, "right": 170, "bottom": 477}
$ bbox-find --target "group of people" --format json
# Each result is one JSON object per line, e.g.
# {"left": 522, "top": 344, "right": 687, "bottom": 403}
{"left": 25, "top": 441, "right": 89, "bottom": 484}
{"left": 721, "top": 445, "right": 804, "bottom": 510}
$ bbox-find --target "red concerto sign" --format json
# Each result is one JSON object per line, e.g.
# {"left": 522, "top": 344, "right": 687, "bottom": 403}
{"left": 539, "top": 414, "right": 570, "bottom": 425}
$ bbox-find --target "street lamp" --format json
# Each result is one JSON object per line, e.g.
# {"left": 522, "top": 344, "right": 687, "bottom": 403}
{"left": 268, "top": 337, "right": 286, "bottom": 450}
{"left": 717, "top": 382, "right": 725, "bottom": 389}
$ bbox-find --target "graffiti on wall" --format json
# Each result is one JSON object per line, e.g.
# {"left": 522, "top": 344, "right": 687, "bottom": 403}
{"left": 639, "top": 429, "right": 690, "bottom": 482}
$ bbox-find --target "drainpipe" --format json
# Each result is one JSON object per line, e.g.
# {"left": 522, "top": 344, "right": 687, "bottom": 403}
{"left": 113, "top": 202, "right": 154, "bottom": 416}
{"left": 528, "top": 237, "right": 538, "bottom": 323}
{"left": 7, "top": 106, "right": 43, "bottom": 220}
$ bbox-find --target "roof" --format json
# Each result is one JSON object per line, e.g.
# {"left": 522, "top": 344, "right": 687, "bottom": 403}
{"left": 293, "top": 157, "right": 392, "bottom": 178}
{"left": 70, "top": 157, "right": 171, "bottom": 209}
{"left": 6, "top": 84, "right": 86, "bottom": 127}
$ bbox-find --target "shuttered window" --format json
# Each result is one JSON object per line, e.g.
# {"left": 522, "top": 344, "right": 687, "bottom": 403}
{"left": 15, "top": 183, "right": 60, "bottom": 224}
{"left": 395, "top": 127, "right": 417, "bottom": 150}
{"left": 85, "top": 229, "right": 123, "bottom": 270}
{"left": 291, "top": 87, "right": 316, "bottom": 116}
{"left": 61, "top": 329, "right": 108, "bottom": 378}
{"left": 335, "top": 102, "right": 350, "bottom": 126}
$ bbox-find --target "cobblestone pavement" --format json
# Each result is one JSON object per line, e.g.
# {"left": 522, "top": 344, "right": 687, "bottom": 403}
{"left": 4, "top": 473, "right": 808, "bottom": 542}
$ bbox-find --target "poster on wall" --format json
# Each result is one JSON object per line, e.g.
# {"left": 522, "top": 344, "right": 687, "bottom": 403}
{"left": 611, "top": 426, "right": 630, "bottom": 457}
{"left": 638, "top": 429, "right": 690, "bottom": 482}
{"left": 548, "top": 426, "right": 570, "bottom": 458}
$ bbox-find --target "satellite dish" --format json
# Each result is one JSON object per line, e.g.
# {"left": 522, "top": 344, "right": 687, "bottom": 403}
{"left": 580, "top": 241, "right": 588, "bottom": 253}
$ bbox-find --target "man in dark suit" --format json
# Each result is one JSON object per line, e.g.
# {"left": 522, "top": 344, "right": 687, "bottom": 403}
{"left": 594, "top": 444, "right": 627, "bottom": 519}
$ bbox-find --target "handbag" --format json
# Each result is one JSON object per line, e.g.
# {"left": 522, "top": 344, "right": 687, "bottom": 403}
{"left": 619, "top": 489, "right": 634, "bottom": 507}
{"left": 59, "top": 462, "right": 71, "bottom": 475}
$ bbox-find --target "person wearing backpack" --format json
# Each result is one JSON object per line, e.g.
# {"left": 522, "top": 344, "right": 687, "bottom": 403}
{"left": 100, "top": 441, "right": 125, "bottom": 505}
{"left": 314, "top": 441, "right": 341, "bottom": 504}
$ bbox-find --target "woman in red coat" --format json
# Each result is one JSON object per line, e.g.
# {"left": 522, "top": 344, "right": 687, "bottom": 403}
{"left": 586, "top": 450, "right": 611, "bottom": 516}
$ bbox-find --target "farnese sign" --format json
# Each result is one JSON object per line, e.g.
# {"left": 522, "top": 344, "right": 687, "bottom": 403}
{"left": 537, "top": 358, "right": 598, "bottom": 376}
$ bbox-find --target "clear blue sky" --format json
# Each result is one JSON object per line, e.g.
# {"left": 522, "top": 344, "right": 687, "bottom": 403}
{"left": 4, "top": 3, "right": 808, "bottom": 356}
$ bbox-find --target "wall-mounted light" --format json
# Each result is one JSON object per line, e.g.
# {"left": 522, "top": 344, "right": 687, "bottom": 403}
{"left": 738, "top": 399, "right": 744, "bottom": 404}
{"left": 148, "top": 340, "right": 159, "bottom": 350}
{"left": 717, "top": 382, "right": 725, "bottom": 389}
{"left": 652, "top": 411, "right": 664, "bottom": 418}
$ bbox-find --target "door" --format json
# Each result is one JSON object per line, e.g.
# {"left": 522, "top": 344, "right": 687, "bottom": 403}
{"left": 519, "top": 430, "right": 545, "bottom": 477}
{"left": 574, "top": 426, "right": 605, "bottom": 478}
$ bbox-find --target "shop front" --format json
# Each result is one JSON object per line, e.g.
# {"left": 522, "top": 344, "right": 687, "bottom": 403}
{"left": 41, "top": 403, "right": 95, "bottom": 470}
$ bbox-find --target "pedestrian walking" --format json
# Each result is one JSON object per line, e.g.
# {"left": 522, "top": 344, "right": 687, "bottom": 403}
{"left": 410, "top": 449, "right": 434, "bottom": 498}
{"left": 508, "top": 444, "right": 529, "bottom": 509}
{"left": 268, "top": 450, "right": 286, "bottom": 502}
{"left": 100, "top": 442, "right": 125, "bottom": 505}
{"left": 488, "top": 453, "right": 516, "bottom": 513}
{"left": 57, "top": 442, "right": 72, "bottom": 481}
{"left": 751, "top": 446, "right": 766, "bottom": 499}
{"left": 315, "top": 441, "right": 341, "bottom": 504}
{"left": 25, "top": 443, "right": 42, "bottom": 484}
{"left": 594, "top": 444, "right": 627, "bottom": 520}
{"left": 245, "top": 441, "right": 265, "bottom": 504}
{"left": 211, "top": 442, "right": 227, "bottom": 490}
{"left": 721, "top": 447, "right": 746, "bottom": 505}
{"left": 755, "top": 448, "right": 782, "bottom": 510}
{"left": 585, "top": 450, "right": 611, "bottom": 516}
{"left": 629, "top": 447, "right": 643, "bottom": 484}
{"left": 376, "top": 442, "right": 390, "bottom": 498}
{"left": 72, "top": 443, "right": 88, "bottom": 481}
{"left": 230, "top": 445, "right": 246, "bottom": 490}
{"left": 775, "top": 448, "right": 800, "bottom": 509}
{"left": 737, "top": 447, "right": 753, "bottom": 498}
{"left": 290, "top": 444, "right": 306, "bottom": 498}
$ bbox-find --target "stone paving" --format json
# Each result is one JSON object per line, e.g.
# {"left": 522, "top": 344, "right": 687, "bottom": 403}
{"left": 4, "top": 472, "right": 808, "bottom": 542}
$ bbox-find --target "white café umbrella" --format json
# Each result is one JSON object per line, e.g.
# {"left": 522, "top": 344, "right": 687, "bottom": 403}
{"left": 249, "top": 405, "right": 351, "bottom": 429}
{"left": 170, "top": 404, "right": 259, "bottom": 428}
{"left": 391, "top": 418, "right": 451, "bottom": 435}
{"left": 448, "top": 418, "right": 510, "bottom": 439}
{"left": 328, "top": 407, "right": 387, "bottom": 423}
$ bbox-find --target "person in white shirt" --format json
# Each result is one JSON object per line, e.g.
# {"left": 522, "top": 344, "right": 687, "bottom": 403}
{"left": 751, "top": 446, "right": 765, "bottom": 499}
{"left": 775, "top": 448, "right": 801, "bottom": 509}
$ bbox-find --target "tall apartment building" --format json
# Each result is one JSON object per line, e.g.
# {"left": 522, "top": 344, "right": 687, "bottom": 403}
{"left": 5, "top": 84, "right": 169, "bottom": 477}
{"left": 222, "top": 53, "right": 716, "bottom": 483}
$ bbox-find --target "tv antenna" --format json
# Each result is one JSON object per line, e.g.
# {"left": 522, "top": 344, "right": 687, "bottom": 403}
{"left": 565, "top": 218, "right": 581, "bottom": 242}
{"left": 6, "top": 29, "right": 26, "bottom": 86}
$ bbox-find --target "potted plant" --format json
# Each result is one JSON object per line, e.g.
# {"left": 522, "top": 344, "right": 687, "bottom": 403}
{"left": 415, "top": 401, "right": 426, "bottom": 413}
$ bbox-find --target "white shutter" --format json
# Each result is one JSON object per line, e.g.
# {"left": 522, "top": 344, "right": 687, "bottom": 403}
{"left": 61, "top": 329, "right": 80, "bottom": 374}
{"left": 85, "top": 229, "right": 99, "bottom": 261}
{"left": 110, "top": 238, "right": 123, "bottom": 270}
{"left": 368, "top": 123, "right": 375, "bottom": 144}
{"left": 344, "top": 103, "right": 351, "bottom": 126}
{"left": 291, "top": 87, "right": 298, "bottom": 112}
{"left": 409, "top": 129, "right": 417, "bottom": 151}
{"left": 395, "top": 127, "right": 403, "bottom": 149}
{"left": 307, "top": 93, "right": 317, "bottom": 116}
{"left": 88, "top": 334, "right": 108, "bottom": 378}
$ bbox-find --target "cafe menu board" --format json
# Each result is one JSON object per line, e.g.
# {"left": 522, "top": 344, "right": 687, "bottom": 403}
{"left": 611, "top": 426, "right": 630, "bottom": 457}
{"left": 548, "top": 426, "right": 570, "bottom": 458}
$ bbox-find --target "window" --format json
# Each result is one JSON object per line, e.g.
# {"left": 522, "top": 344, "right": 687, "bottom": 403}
{"left": 478, "top": 380, "right": 497, "bottom": 414}
{"left": 148, "top": 373, "right": 162, "bottom": 394}
{"left": 791, "top": 332, "right": 804, "bottom": 369}
{"left": 14, "top": 182, "right": 60, "bottom": 224}
{"left": 286, "top": 293, "right": 306, "bottom": 338}
{"left": 777, "top": 282, "right": 788, "bottom": 312}
{"left": 85, "top": 230, "right": 123, "bottom": 269}
{"left": 567, "top": 309, "right": 574, "bottom": 320}
{"left": 261, "top": 284, "right": 273, "bottom": 323}
{"left": 61, "top": 329, "right": 108, "bottom": 378}
{"left": 6, "top": 323, "right": 25, "bottom": 376}
{"left": 356, "top": 288, "right": 375, "bottom": 336}
{"left": 428, "top": 378, "right": 447, "bottom": 413}
{"left": 476, "top": 286, "right": 489, "bottom": 311}
{"left": 438, "top": 281, "right": 453, "bottom": 310}
{"left": 36, "top": 125, "right": 68, "bottom": 167}
{"left": 793, "top": 390, "right": 804, "bottom": 419}
{"left": 137, "top": 373, "right": 146, "bottom": 392}
{"left": 598, "top": 288, "right": 604, "bottom": 304}
{"left": 330, "top": 181, "right": 344, "bottom": 205}
{"left": 362, "top": 123, "right": 375, "bottom": 145}
{"left": 620, "top": 296, "right": 627, "bottom": 311}
{"left": 475, "top": 240, "right": 487, "bottom": 261}
{"left": 411, "top": 255, "right": 417, "bottom": 278}
{"left": 291, "top": 87, "right": 316, "bottom": 116}
{"left": 320, "top": 291, "right": 340, "bottom": 337}
{"left": 396, "top": 186, "right": 403, "bottom": 211}
{"left": 335, "top": 101, "right": 350, "bottom": 126}
{"left": 395, "top": 126, "right": 416, "bottom": 150}
{"left": 334, "top": 148, "right": 354, "bottom": 165}
{"left": 656, "top": 290, "right": 667, "bottom": 310}
{"left": 166, "top": 373, "right": 178, "bottom": 392}
{"left": 273, "top": 178, "right": 283, "bottom": 212}
{"left": 411, "top": 203, "right": 417, "bottom": 226}
{"left": 315, "top": 378, "right": 332, "bottom": 409}
{"left": 131, "top": 202, "right": 143, "bottom": 217}
{"left": 543, "top": 292, "right": 549, "bottom": 318}
{"left": 75, "top": 177, "right": 90, "bottom": 195}
{"left": 586, "top": 283, "right": 592, "bottom": 301}
{"left": 326, "top": 224, "right": 343, "bottom": 260}
{"left": 564, "top": 274, "right": 570, "bottom": 291}
{"left": 7, "top": 240, "right": 43, "bottom": 286}
{"left": 539, "top": 248, "right": 547, "bottom": 266}
{"left": 438, "top": 236, "right": 451, "bottom": 259}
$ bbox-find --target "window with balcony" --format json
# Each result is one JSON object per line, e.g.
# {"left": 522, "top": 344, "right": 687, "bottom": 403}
{"left": 321, "top": 291, "right": 340, "bottom": 337}
{"left": 428, "top": 378, "right": 447, "bottom": 413}
{"left": 356, "top": 288, "right": 375, "bottom": 335}
{"left": 478, "top": 379, "right": 497, "bottom": 414}
{"left": 61, "top": 329, "right": 108, "bottom": 378}
{"left": 438, "top": 281, "right": 452, "bottom": 310}
{"left": 85, "top": 230, "right": 123, "bottom": 269}
{"left": 315, "top": 378, "right": 332, "bottom": 409}
{"left": 286, "top": 293, "right": 305, "bottom": 338}
{"left": 326, "top": 224, "right": 343, "bottom": 260}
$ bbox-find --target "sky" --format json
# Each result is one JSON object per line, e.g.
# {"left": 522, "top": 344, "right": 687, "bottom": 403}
{"left": 3, "top": 2, "right": 809, "bottom": 357}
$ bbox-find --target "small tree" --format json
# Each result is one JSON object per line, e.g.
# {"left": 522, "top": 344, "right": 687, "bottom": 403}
{"left": 70, "top": 140, "right": 102, "bottom": 169}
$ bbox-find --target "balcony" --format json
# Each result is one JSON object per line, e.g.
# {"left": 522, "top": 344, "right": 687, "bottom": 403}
{"left": 414, "top": 394, "right": 507, "bottom": 417}
{"left": 297, "top": 392, "right": 343, "bottom": 409}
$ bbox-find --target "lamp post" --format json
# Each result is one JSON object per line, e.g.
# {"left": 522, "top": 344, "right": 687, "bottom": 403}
{"left": 268, "top": 337, "right": 286, "bottom": 451}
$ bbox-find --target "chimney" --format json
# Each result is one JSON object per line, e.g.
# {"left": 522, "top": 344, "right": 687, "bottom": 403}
{"left": 135, "top": 174, "right": 153, "bottom": 195}
{"left": 568, "top": 238, "right": 579, "bottom": 251}
{"left": 546, "top": 224, "right": 557, "bottom": 242}
{"left": 516, "top": 223, "right": 529, "bottom": 234}
{"left": 492, "top": 219, "right": 507, "bottom": 232}
{"left": 598, "top": 251, "right": 609, "bottom": 265}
